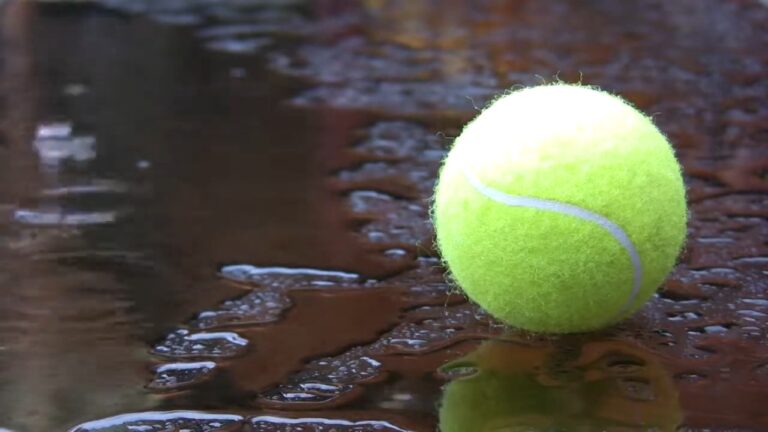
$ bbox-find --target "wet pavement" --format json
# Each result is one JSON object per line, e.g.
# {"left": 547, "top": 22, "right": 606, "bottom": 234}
{"left": 0, "top": 1, "right": 766, "bottom": 431}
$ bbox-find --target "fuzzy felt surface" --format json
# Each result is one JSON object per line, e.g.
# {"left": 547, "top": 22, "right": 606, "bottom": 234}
{"left": 433, "top": 84, "right": 687, "bottom": 333}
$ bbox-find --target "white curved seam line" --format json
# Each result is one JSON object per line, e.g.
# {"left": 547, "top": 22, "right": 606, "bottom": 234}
{"left": 463, "top": 169, "right": 643, "bottom": 318}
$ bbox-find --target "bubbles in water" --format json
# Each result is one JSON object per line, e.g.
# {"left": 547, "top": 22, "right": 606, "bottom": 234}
{"left": 248, "top": 416, "right": 410, "bottom": 431}
{"left": 260, "top": 347, "right": 380, "bottom": 408}
{"left": 266, "top": 30, "right": 500, "bottom": 114}
{"left": 190, "top": 289, "right": 291, "bottom": 329}
{"left": 148, "top": 361, "right": 217, "bottom": 391}
{"left": 152, "top": 329, "right": 249, "bottom": 358}
{"left": 345, "top": 191, "right": 431, "bottom": 247}
{"left": 219, "top": 264, "right": 361, "bottom": 289}
{"left": 332, "top": 120, "right": 447, "bottom": 252}
{"left": 258, "top": 302, "right": 495, "bottom": 409}
{"left": 687, "top": 324, "right": 736, "bottom": 335}
{"left": 367, "top": 304, "right": 493, "bottom": 355}
{"left": 337, "top": 162, "right": 436, "bottom": 197}
{"left": 667, "top": 311, "right": 703, "bottom": 322}
{"left": 67, "top": 411, "right": 243, "bottom": 432}
{"left": 269, "top": 37, "right": 477, "bottom": 84}
{"left": 291, "top": 80, "right": 497, "bottom": 116}
{"left": 353, "top": 121, "right": 444, "bottom": 161}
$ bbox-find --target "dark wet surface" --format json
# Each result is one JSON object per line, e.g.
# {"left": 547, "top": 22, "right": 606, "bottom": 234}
{"left": 0, "top": 0, "right": 766, "bottom": 431}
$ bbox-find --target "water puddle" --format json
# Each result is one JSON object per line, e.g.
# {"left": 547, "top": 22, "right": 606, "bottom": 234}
{"left": 1, "top": 0, "right": 767, "bottom": 431}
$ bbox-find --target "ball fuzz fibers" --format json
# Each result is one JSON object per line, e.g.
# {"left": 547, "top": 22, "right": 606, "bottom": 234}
{"left": 433, "top": 84, "right": 687, "bottom": 333}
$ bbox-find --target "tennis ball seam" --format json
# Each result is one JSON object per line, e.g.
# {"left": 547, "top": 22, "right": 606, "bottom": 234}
{"left": 462, "top": 167, "right": 644, "bottom": 320}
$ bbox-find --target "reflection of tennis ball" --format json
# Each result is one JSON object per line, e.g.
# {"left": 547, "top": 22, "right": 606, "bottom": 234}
{"left": 440, "top": 370, "right": 560, "bottom": 432}
{"left": 434, "top": 84, "right": 687, "bottom": 333}
{"left": 438, "top": 340, "right": 681, "bottom": 432}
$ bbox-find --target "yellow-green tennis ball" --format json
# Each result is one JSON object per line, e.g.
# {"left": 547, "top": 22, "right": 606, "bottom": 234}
{"left": 433, "top": 84, "right": 687, "bottom": 333}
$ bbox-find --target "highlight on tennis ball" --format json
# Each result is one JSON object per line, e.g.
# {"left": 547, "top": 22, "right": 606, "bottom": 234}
{"left": 433, "top": 83, "right": 688, "bottom": 333}
{"left": 438, "top": 339, "right": 682, "bottom": 432}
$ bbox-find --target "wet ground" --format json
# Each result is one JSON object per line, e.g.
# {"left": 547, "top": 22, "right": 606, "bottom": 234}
{"left": 0, "top": 1, "right": 766, "bottom": 431}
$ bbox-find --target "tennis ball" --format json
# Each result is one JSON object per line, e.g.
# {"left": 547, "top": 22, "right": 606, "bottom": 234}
{"left": 438, "top": 340, "right": 681, "bottom": 432}
{"left": 433, "top": 84, "right": 687, "bottom": 333}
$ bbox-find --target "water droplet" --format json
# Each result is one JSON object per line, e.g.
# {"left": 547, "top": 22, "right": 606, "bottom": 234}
{"left": 36, "top": 122, "right": 72, "bottom": 139}
{"left": 150, "top": 12, "right": 202, "bottom": 26}
{"left": 219, "top": 264, "right": 360, "bottom": 288}
{"left": 205, "top": 37, "right": 271, "bottom": 54}
{"left": 148, "top": 361, "right": 217, "bottom": 391}
{"left": 742, "top": 298, "right": 768, "bottom": 306}
{"left": 737, "top": 309, "right": 767, "bottom": 318}
{"left": 248, "top": 416, "right": 410, "bottom": 431}
{"left": 136, "top": 160, "right": 152, "bottom": 170}
{"left": 191, "top": 289, "right": 291, "bottom": 329}
{"left": 675, "top": 372, "right": 708, "bottom": 382}
{"left": 667, "top": 311, "right": 703, "bottom": 321}
{"left": 152, "top": 329, "right": 248, "bottom": 358}
{"left": 40, "top": 180, "right": 131, "bottom": 197}
{"left": 13, "top": 209, "right": 120, "bottom": 226}
{"left": 68, "top": 411, "right": 242, "bottom": 432}
{"left": 62, "top": 83, "right": 89, "bottom": 96}
{"left": 33, "top": 123, "right": 96, "bottom": 166}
